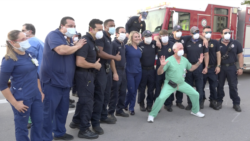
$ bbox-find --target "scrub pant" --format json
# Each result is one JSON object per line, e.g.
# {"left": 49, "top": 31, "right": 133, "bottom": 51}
{"left": 11, "top": 94, "right": 43, "bottom": 141}
{"left": 185, "top": 65, "right": 204, "bottom": 105}
{"left": 72, "top": 70, "right": 95, "bottom": 132}
{"left": 138, "top": 68, "right": 155, "bottom": 107}
{"left": 108, "top": 69, "right": 127, "bottom": 114}
{"left": 91, "top": 66, "right": 107, "bottom": 127}
{"left": 125, "top": 71, "right": 142, "bottom": 111}
{"left": 150, "top": 81, "right": 200, "bottom": 117}
{"left": 217, "top": 65, "right": 240, "bottom": 105}
{"left": 203, "top": 66, "right": 218, "bottom": 101}
{"left": 101, "top": 70, "right": 112, "bottom": 120}
{"left": 42, "top": 82, "right": 70, "bottom": 141}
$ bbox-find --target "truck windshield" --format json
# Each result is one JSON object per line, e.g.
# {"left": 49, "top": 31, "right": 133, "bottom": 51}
{"left": 145, "top": 9, "right": 166, "bottom": 33}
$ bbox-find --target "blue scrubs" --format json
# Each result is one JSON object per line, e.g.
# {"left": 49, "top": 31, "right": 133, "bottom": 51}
{"left": 0, "top": 53, "right": 43, "bottom": 141}
{"left": 40, "top": 29, "right": 75, "bottom": 140}
{"left": 124, "top": 44, "right": 142, "bottom": 112}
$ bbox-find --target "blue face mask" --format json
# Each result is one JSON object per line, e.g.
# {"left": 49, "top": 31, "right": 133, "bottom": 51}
{"left": 108, "top": 27, "right": 115, "bottom": 35}
{"left": 65, "top": 28, "right": 76, "bottom": 38}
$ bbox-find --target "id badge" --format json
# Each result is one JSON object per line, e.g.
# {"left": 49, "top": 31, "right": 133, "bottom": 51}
{"left": 31, "top": 58, "right": 39, "bottom": 66}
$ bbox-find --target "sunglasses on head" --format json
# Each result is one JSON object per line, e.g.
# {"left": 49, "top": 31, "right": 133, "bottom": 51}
{"left": 193, "top": 31, "right": 200, "bottom": 34}
{"left": 205, "top": 31, "right": 212, "bottom": 34}
{"left": 223, "top": 32, "right": 231, "bottom": 34}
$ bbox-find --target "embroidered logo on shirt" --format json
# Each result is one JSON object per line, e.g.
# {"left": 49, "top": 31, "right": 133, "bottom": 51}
{"left": 118, "top": 47, "right": 121, "bottom": 49}
{"left": 134, "top": 21, "right": 137, "bottom": 23}
{"left": 181, "top": 40, "right": 184, "bottom": 43}
{"left": 220, "top": 46, "right": 223, "bottom": 48}
{"left": 199, "top": 44, "right": 202, "bottom": 47}
{"left": 211, "top": 44, "right": 214, "bottom": 48}
{"left": 107, "top": 40, "right": 110, "bottom": 43}
{"left": 152, "top": 45, "right": 155, "bottom": 48}
{"left": 168, "top": 48, "right": 171, "bottom": 52}
{"left": 140, "top": 46, "right": 144, "bottom": 48}
{"left": 187, "top": 45, "right": 191, "bottom": 47}
{"left": 231, "top": 44, "right": 234, "bottom": 48}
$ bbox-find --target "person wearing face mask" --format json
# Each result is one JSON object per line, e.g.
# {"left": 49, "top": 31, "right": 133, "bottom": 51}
{"left": 124, "top": 31, "right": 142, "bottom": 115}
{"left": 184, "top": 26, "right": 209, "bottom": 110}
{"left": 69, "top": 19, "right": 103, "bottom": 139}
{"left": 0, "top": 30, "right": 44, "bottom": 141}
{"left": 90, "top": 19, "right": 121, "bottom": 134}
{"left": 108, "top": 27, "right": 129, "bottom": 121}
{"left": 202, "top": 26, "right": 221, "bottom": 110}
{"left": 40, "top": 16, "right": 86, "bottom": 141}
{"left": 147, "top": 43, "right": 205, "bottom": 123}
{"left": 137, "top": 30, "right": 157, "bottom": 112}
{"left": 125, "top": 11, "right": 147, "bottom": 37}
{"left": 217, "top": 27, "right": 243, "bottom": 112}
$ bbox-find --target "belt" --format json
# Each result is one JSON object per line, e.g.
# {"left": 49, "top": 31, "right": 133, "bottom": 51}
{"left": 207, "top": 65, "right": 215, "bottom": 68}
{"left": 221, "top": 63, "right": 235, "bottom": 67}
{"left": 76, "top": 67, "right": 95, "bottom": 73}
{"left": 116, "top": 67, "right": 125, "bottom": 70}
{"left": 142, "top": 66, "right": 154, "bottom": 70}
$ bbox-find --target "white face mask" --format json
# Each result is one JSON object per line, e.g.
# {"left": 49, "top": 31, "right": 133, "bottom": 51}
{"left": 161, "top": 36, "right": 169, "bottom": 43}
{"left": 205, "top": 33, "right": 211, "bottom": 39}
{"left": 224, "top": 33, "right": 231, "bottom": 40}
{"left": 73, "top": 37, "right": 79, "bottom": 42}
{"left": 141, "top": 18, "right": 144, "bottom": 21}
{"left": 117, "top": 33, "right": 126, "bottom": 41}
{"left": 95, "top": 31, "right": 103, "bottom": 39}
{"left": 144, "top": 37, "right": 152, "bottom": 44}
{"left": 177, "top": 50, "right": 184, "bottom": 56}
{"left": 12, "top": 40, "right": 31, "bottom": 52}
{"left": 176, "top": 32, "right": 182, "bottom": 38}
{"left": 65, "top": 28, "right": 76, "bottom": 38}
{"left": 193, "top": 33, "right": 200, "bottom": 39}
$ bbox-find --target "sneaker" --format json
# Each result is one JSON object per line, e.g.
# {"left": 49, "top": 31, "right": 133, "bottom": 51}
{"left": 233, "top": 105, "right": 242, "bottom": 112}
{"left": 108, "top": 114, "right": 117, "bottom": 121}
{"left": 69, "top": 121, "right": 80, "bottom": 129}
{"left": 185, "top": 105, "right": 192, "bottom": 110}
{"left": 147, "top": 115, "right": 154, "bottom": 123}
{"left": 100, "top": 117, "right": 116, "bottom": 124}
{"left": 164, "top": 105, "right": 173, "bottom": 112}
{"left": 78, "top": 129, "right": 99, "bottom": 139}
{"left": 92, "top": 126, "right": 104, "bottom": 135}
{"left": 176, "top": 103, "right": 185, "bottom": 109}
{"left": 191, "top": 111, "right": 205, "bottom": 118}
{"left": 116, "top": 111, "right": 129, "bottom": 117}
{"left": 54, "top": 133, "right": 74, "bottom": 140}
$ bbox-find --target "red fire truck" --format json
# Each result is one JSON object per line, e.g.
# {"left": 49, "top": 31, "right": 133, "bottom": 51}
{"left": 142, "top": 3, "right": 250, "bottom": 70}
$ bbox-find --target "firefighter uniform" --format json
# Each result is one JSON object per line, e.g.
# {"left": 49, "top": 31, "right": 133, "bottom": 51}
{"left": 125, "top": 16, "right": 146, "bottom": 34}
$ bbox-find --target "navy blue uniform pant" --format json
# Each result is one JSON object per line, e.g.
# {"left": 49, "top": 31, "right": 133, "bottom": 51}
{"left": 11, "top": 94, "right": 43, "bottom": 141}
{"left": 138, "top": 68, "right": 155, "bottom": 107}
{"left": 108, "top": 69, "right": 127, "bottom": 114}
{"left": 217, "top": 65, "right": 240, "bottom": 105}
{"left": 186, "top": 65, "right": 204, "bottom": 105}
{"left": 125, "top": 71, "right": 142, "bottom": 111}
{"left": 101, "top": 70, "right": 112, "bottom": 120}
{"left": 42, "top": 82, "right": 70, "bottom": 141}
{"left": 203, "top": 66, "right": 218, "bottom": 101}
{"left": 72, "top": 70, "right": 95, "bottom": 131}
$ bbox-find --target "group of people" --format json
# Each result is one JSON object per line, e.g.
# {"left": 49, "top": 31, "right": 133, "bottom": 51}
{"left": 0, "top": 11, "right": 244, "bottom": 141}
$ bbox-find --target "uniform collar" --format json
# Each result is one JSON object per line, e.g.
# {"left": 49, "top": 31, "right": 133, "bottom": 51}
{"left": 103, "top": 31, "right": 111, "bottom": 40}
{"left": 86, "top": 32, "right": 95, "bottom": 42}
{"left": 115, "top": 38, "right": 123, "bottom": 45}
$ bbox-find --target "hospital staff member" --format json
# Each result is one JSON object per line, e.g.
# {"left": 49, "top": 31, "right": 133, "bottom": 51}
{"left": 124, "top": 31, "right": 142, "bottom": 115}
{"left": 0, "top": 30, "right": 44, "bottom": 141}
{"left": 40, "top": 16, "right": 86, "bottom": 141}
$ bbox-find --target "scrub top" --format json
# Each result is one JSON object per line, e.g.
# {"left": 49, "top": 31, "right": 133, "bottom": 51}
{"left": 125, "top": 44, "right": 142, "bottom": 73}
{"left": 163, "top": 56, "right": 192, "bottom": 84}
{"left": 0, "top": 53, "right": 40, "bottom": 100}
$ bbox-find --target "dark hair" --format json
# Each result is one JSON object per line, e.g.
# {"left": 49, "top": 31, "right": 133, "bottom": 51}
{"left": 59, "top": 16, "right": 75, "bottom": 29}
{"left": 203, "top": 26, "right": 211, "bottom": 31}
{"left": 104, "top": 19, "right": 114, "bottom": 27}
{"left": 23, "top": 23, "right": 36, "bottom": 35}
{"left": 89, "top": 19, "right": 103, "bottom": 30}
{"left": 159, "top": 29, "right": 168, "bottom": 36}
{"left": 221, "top": 27, "right": 230, "bottom": 34}
{"left": 116, "top": 27, "right": 124, "bottom": 34}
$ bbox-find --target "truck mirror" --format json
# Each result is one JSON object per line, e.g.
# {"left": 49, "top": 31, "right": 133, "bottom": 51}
{"left": 173, "top": 11, "right": 179, "bottom": 28}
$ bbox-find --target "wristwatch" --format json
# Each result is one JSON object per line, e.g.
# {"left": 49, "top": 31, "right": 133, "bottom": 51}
{"left": 217, "top": 65, "right": 221, "bottom": 68}
{"left": 240, "top": 67, "right": 244, "bottom": 70}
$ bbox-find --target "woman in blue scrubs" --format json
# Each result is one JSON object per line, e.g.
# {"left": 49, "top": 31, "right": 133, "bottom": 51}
{"left": 0, "top": 30, "right": 44, "bottom": 141}
{"left": 124, "top": 31, "right": 142, "bottom": 115}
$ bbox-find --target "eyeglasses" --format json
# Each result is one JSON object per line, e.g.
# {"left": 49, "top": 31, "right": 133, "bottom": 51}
{"left": 223, "top": 32, "right": 231, "bottom": 34}
{"left": 205, "top": 31, "right": 212, "bottom": 34}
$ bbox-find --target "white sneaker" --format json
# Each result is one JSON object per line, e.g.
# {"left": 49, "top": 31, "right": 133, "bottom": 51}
{"left": 191, "top": 111, "right": 205, "bottom": 118}
{"left": 147, "top": 115, "right": 154, "bottom": 123}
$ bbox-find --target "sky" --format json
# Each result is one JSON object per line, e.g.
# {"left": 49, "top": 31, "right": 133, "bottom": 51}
{"left": 0, "top": 0, "right": 244, "bottom": 62}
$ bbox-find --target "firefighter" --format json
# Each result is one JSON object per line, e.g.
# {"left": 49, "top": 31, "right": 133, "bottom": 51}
{"left": 217, "top": 27, "right": 243, "bottom": 112}
{"left": 202, "top": 26, "right": 221, "bottom": 110}
{"left": 184, "top": 26, "right": 209, "bottom": 110}
{"left": 125, "top": 12, "right": 147, "bottom": 37}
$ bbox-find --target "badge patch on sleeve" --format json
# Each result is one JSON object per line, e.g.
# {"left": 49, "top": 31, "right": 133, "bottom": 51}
{"left": 168, "top": 48, "right": 171, "bottom": 52}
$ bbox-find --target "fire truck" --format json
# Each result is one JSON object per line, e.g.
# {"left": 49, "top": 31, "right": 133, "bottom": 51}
{"left": 141, "top": 2, "right": 250, "bottom": 70}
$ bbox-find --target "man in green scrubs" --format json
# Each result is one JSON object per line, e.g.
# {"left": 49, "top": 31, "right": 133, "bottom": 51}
{"left": 148, "top": 43, "right": 205, "bottom": 122}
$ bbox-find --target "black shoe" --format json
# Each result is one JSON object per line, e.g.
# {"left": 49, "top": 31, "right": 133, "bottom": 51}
{"left": 140, "top": 105, "right": 146, "bottom": 112}
{"left": 233, "top": 105, "right": 242, "bottom": 112}
{"left": 92, "top": 126, "right": 104, "bottom": 135}
{"left": 176, "top": 103, "right": 185, "bottom": 109}
{"left": 78, "top": 129, "right": 99, "bottom": 139}
{"left": 146, "top": 106, "right": 152, "bottom": 112}
{"left": 116, "top": 111, "right": 129, "bottom": 117}
{"left": 200, "top": 100, "right": 205, "bottom": 109}
{"left": 130, "top": 111, "right": 135, "bottom": 115}
{"left": 69, "top": 103, "right": 75, "bottom": 108}
{"left": 100, "top": 117, "right": 116, "bottom": 124}
{"left": 209, "top": 100, "right": 219, "bottom": 110}
{"left": 27, "top": 123, "right": 32, "bottom": 129}
{"left": 124, "top": 106, "right": 128, "bottom": 111}
{"left": 69, "top": 121, "right": 80, "bottom": 129}
{"left": 109, "top": 114, "right": 117, "bottom": 121}
{"left": 54, "top": 133, "right": 74, "bottom": 140}
{"left": 69, "top": 99, "right": 75, "bottom": 103}
{"left": 72, "top": 92, "right": 78, "bottom": 97}
{"left": 185, "top": 105, "right": 192, "bottom": 110}
{"left": 217, "top": 102, "right": 222, "bottom": 109}
{"left": 164, "top": 105, "right": 173, "bottom": 112}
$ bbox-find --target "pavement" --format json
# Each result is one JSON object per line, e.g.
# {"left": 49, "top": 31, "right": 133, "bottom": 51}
{"left": 0, "top": 73, "right": 250, "bottom": 141}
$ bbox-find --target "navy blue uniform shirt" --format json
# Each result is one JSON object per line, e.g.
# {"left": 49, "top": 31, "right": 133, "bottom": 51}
{"left": 125, "top": 44, "right": 142, "bottom": 73}
{"left": 219, "top": 39, "right": 243, "bottom": 64}
{"left": 95, "top": 31, "right": 112, "bottom": 65}
{"left": 125, "top": 16, "right": 146, "bottom": 34}
{"left": 40, "top": 29, "right": 75, "bottom": 88}
{"left": 169, "top": 35, "right": 192, "bottom": 47}
{"left": 185, "top": 39, "right": 209, "bottom": 64}
{"left": 112, "top": 38, "right": 126, "bottom": 68}
{"left": 156, "top": 41, "right": 174, "bottom": 67}
{"left": 76, "top": 32, "right": 97, "bottom": 64}
{"left": 139, "top": 40, "right": 157, "bottom": 67}
{"left": 208, "top": 39, "right": 220, "bottom": 65}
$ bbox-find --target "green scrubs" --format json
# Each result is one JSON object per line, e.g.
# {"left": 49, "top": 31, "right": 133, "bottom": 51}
{"left": 149, "top": 56, "right": 200, "bottom": 117}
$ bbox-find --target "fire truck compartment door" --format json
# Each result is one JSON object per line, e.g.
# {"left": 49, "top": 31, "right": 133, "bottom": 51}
{"left": 197, "top": 15, "right": 211, "bottom": 32}
{"left": 243, "top": 25, "right": 250, "bottom": 69}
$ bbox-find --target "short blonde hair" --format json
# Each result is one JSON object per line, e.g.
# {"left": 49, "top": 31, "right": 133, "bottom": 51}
{"left": 126, "top": 31, "right": 140, "bottom": 45}
{"left": 5, "top": 30, "right": 21, "bottom": 61}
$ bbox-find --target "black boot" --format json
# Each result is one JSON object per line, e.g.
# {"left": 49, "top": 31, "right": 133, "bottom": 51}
{"left": 78, "top": 129, "right": 99, "bottom": 139}
{"left": 217, "top": 102, "right": 222, "bottom": 109}
{"left": 69, "top": 99, "right": 75, "bottom": 103}
{"left": 69, "top": 102, "right": 75, "bottom": 108}
{"left": 176, "top": 103, "right": 185, "bottom": 109}
{"left": 92, "top": 126, "right": 104, "bottom": 135}
{"left": 185, "top": 104, "right": 192, "bottom": 110}
{"left": 69, "top": 121, "right": 80, "bottom": 129}
{"left": 209, "top": 100, "right": 219, "bottom": 110}
{"left": 146, "top": 106, "right": 152, "bottom": 112}
{"left": 233, "top": 105, "right": 242, "bottom": 112}
{"left": 116, "top": 111, "right": 129, "bottom": 117}
{"left": 108, "top": 114, "right": 117, "bottom": 121}
{"left": 200, "top": 100, "right": 205, "bottom": 109}
{"left": 140, "top": 104, "right": 146, "bottom": 112}
{"left": 100, "top": 117, "right": 116, "bottom": 124}
{"left": 164, "top": 105, "right": 173, "bottom": 112}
